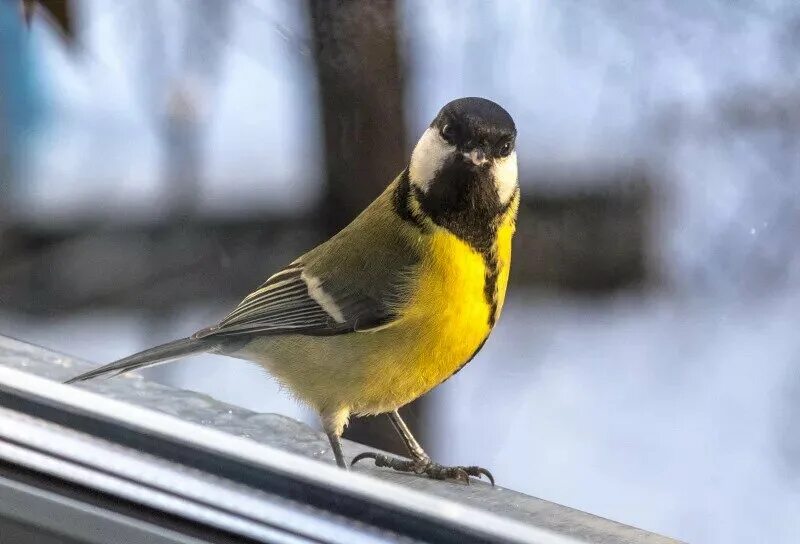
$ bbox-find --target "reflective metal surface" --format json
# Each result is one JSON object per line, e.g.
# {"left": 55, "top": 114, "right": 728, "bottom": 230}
{"left": 0, "top": 335, "right": 681, "bottom": 543}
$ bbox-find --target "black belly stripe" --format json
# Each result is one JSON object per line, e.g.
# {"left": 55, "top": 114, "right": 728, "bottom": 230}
{"left": 482, "top": 250, "right": 500, "bottom": 328}
{"left": 439, "top": 247, "right": 498, "bottom": 384}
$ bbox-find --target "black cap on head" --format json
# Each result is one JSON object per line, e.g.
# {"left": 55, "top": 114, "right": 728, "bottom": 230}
{"left": 431, "top": 97, "right": 516, "bottom": 153}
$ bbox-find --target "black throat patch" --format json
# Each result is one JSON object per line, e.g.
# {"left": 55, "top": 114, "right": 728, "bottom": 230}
{"left": 413, "top": 160, "right": 512, "bottom": 328}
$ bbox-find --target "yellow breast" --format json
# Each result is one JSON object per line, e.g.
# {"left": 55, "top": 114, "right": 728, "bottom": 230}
{"left": 350, "top": 208, "right": 517, "bottom": 414}
{"left": 397, "top": 231, "right": 494, "bottom": 385}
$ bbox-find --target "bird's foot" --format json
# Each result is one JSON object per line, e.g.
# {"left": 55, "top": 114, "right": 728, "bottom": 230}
{"left": 350, "top": 452, "right": 494, "bottom": 485}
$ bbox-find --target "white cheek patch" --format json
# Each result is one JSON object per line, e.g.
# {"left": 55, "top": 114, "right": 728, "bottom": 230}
{"left": 492, "top": 151, "right": 518, "bottom": 205}
{"left": 409, "top": 127, "right": 455, "bottom": 192}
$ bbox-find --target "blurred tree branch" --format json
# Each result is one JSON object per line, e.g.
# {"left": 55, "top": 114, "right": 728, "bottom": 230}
{"left": 308, "top": 0, "right": 407, "bottom": 234}
{"left": 21, "top": 0, "right": 75, "bottom": 45}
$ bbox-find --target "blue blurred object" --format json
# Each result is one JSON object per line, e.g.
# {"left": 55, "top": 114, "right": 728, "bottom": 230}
{"left": 0, "top": 0, "right": 45, "bottom": 177}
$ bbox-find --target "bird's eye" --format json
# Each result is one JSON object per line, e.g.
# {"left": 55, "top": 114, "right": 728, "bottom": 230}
{"left": 440, "top": 123, "right": 456, "bottom": 144}
{"left": 499, "top": 141, "right": 513, "bottom": 157}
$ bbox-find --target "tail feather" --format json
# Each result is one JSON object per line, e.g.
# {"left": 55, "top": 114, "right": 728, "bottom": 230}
{"left": 65, "top": 337, "right": 212, "bottom": 384}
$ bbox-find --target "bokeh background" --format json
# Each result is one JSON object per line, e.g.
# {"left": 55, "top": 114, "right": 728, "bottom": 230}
{"left": 3, "top": 1, "right": 800, "bottom": 542}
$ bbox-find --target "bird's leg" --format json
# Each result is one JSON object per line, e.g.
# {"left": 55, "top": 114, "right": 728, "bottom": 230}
{"left": 326, "top": 430, "right": 347, "bottom": 469}
{"left": 388, "top": 409, "right": 429, "bottom": 462}
{"left": 351, "top": 410, "right": 494, "bottom": 485}
{"left": 321, "top": 411, "right": 348, "bottom": 469}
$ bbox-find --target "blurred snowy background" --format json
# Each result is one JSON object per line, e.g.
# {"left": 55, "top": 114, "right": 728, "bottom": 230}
{"left": 3, "top": 1, "right": 800, "bottom": 542}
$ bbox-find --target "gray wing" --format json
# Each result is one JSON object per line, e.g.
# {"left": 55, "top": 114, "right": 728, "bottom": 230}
{"left": 194, "top": 262, "right": 400, "bottom": 339}
{"left": 195, "top": 179, "right": 422, "bottom": 340}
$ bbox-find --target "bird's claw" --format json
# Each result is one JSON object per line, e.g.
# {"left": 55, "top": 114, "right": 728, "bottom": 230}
{"left": 351, "top": 452, "right": 494, "bottom": 486}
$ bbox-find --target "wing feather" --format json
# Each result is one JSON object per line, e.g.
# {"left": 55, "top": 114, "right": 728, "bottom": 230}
{"left": 193, "top": 178, "right": 422, "bottom": 340}
{"left": 195, "top": 263, "right": 396, "bottom": 338}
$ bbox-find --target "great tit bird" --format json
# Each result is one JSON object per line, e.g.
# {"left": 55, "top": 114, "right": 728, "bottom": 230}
{"left": 66, "top": 97, "right": 519, "bottom": 484}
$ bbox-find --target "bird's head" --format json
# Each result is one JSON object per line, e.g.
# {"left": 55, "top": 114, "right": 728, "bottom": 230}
{"left": 409, "top": 97, "right": 518, "bottom": 213}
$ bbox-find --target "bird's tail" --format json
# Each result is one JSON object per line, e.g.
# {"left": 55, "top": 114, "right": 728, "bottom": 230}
{"left": 65, "top": 337, "right": 214, "bottom": 384}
